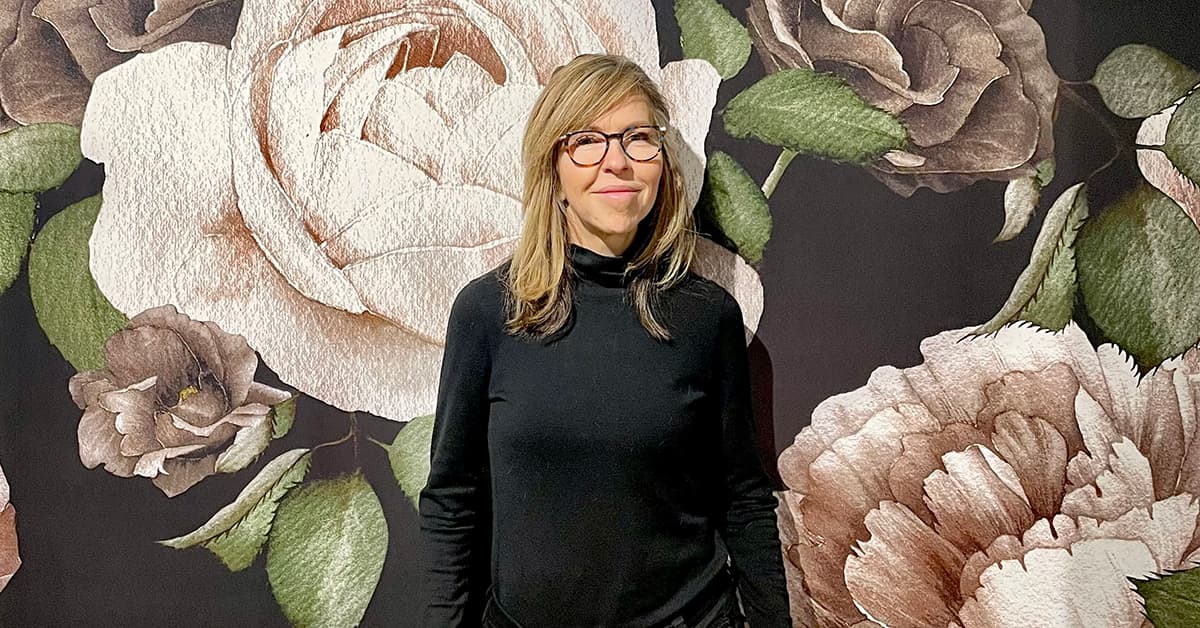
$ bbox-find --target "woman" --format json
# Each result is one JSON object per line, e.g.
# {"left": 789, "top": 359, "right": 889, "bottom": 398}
{"left": 420, "top": 53, "right": 790, "bottom": 628}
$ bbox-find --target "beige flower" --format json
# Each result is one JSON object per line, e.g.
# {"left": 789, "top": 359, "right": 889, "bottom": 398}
{"left": 80, "top": 0, "right": 763, "bottom": 423}
{"left": 746, "top": 0, "right": 1058, "bottom": 196}
{"left": 779, "top": 322, "right": 1200, "bottom": 627}
{"left": 69, "top": 304, "right": 292, "bottom": 497}
{"left": 0, "top": 0, "right": 239, "bottom": 129}
{"left": 0, "top": 461, "right": 18, "bottom": 593}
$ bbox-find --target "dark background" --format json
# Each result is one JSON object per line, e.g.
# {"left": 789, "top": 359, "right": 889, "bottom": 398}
{"left": 0, "top": 1, "right": 1195, "bottom": 625}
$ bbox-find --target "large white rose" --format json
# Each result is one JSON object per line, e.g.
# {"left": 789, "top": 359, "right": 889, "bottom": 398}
{"left": 80, "top": 0, "right": 763, "bottom": 421}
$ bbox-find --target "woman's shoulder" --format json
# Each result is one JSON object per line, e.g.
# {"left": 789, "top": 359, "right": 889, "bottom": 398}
{"left": 672, "top": 270, "right": 740, "bottom": 312}
{"left": 450, "top": 260, "right": 511, "bottom": 319}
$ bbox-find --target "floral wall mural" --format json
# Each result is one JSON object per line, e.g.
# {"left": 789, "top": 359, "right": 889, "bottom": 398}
{"left": 1, "top": 0, "right": 1199, "bottom": 626}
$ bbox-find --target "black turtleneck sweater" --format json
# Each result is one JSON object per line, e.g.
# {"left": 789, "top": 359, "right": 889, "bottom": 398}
{"left": 419, "top": 230, "right": 790, "bottom": 627}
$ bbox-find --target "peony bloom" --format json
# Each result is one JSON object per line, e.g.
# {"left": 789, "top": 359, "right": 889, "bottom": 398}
{"left": 0, "top": 0, "right": 240, "bottom": 128}
{"left": 80, "top": 0, "right": 762, "bottom": 422}
{"left": 779, "top": 322, "right": 1200, "bottom": 627}
{"left": 68, "top": 304, "right": 293, "bottom": 497}
{"left": 746, "top": 0, "right": 1058, "bottom": 197}
{"left": 0, "top": 460, "right": 17, "bottom": 593}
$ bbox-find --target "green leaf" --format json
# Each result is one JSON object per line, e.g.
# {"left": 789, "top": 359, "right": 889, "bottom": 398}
{"left": 695, "top": 151, "right": 772, "bottom": 263}
{"left": 27, "top": 194, "right": 128, "bottom": 371}
{"left": 995, "top": 176, "right": 1041, "bottom": 243}
{"left": 674, "top": 0, "right": 752, "bottom": 80}
{"left": 1092, "top": 44, "right": 1199, "bottom": 119}
{"left": 975, "top": 183, "right": 1087, "bottom": 335}
{"left": 377, "top": 414, "right": 435, "bottom": 511}
{"left": 1034, "top": 158, "right": 1056, "bottom": 187}
{"left": 160, "top": 448, "right": 311, "bottom": 572}
{"left": 0, "top": 191, "right": 34, "bottom": 296}
{"left": 1164, "top": 90, "right": 1200, "bottom": 184}
{"left": 1076, "top": 183, "right": 1200, "bottom": 368}
{"left": 271, "top": 396, "right": 297, "bottom": 439}
{"left": 1133, "top": 565, "right": 1200, "bottom": 628}
{"left": 0, "top": 124, "right": 82, "bottom": 193}
{"left": 267, "top": 473, "right": 388, "bottom": 628}
{"left": 213, "top": 415, "right": 274, "bottom": 474}
{"left": 722, "top": 68, "right": 908, "bottom": 163}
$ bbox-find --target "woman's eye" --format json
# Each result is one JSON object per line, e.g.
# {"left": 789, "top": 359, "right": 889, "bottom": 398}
{"left": 574, "top": 135, "right": 601, "bottom": 145}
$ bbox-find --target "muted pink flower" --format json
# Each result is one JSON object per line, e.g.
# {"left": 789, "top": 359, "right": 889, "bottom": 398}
{"left": 747, "top": 0, "right": 1058, "bottom": 196}
{"left": 779, "top": 323, "right": 1200, "bottom": 627}
{"left": 69, "top": 304, "right": 292, "bottom": 497}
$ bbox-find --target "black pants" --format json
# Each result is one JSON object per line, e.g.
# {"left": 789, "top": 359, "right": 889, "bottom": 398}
{"left": 480, "top": 574, "right": 746, "bottom": 628}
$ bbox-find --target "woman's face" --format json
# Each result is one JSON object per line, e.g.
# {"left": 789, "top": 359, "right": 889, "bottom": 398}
{"left": 556, "top": 95, "right": 663, "bottom": 255}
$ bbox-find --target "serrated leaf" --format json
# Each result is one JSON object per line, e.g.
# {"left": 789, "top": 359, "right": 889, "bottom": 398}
{"left": 695, "top": 151, "right": 772, "bottom": 263}
{"left": 27, "top": 194, "right": 128, "bottom": 370}
{"left": 272, "top": 396, "right": 296, "bottom": 439}
{"left": 0, "top": 124, "right": 82, "bottom": 193}
{"left": 378, "top": 414, "right": 435, "bottom": 510}
{"left": 1076, "top": 183, "right": 1200, "bottom": 368}
{"left": 1164, "top": 90, "right": 1200, "bottom": 184}
{"left": 267, "top": 473, "right": 387, "bottom": 628}
{"left": 995, "top": 176, "right": 1041, "bottom": 243}
{"left": 213, "top": 415, "right": 273, "bottom": 474}
{"left": 722, "top": 68, "right": 908, "bottom": 163}
{"left": 975, "top": 183, "right": 1087, "bottom": 335}
{"left": 1092, "top": 44, "right": 1199, "bottom": 119}
{"left": 0, "top": 191, "right": 34, "bottom": 296}
{"left": 675, "top": 0, "right": 751, "bottom": 80}
{"left": 1133, "top": 565, "right": 1200, "bottom": 628}
{"left": 160, "top": 448, "right": 310, "bottom": 572}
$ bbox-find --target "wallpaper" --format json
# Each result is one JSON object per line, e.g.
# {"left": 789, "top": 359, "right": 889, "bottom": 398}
{"left": 1, "top": 0, "right": 1198, "bottom": 626}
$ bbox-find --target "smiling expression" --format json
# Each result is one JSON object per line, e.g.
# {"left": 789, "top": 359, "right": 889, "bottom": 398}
{"left": 556, "top": 94, "right": 664, "bottom": 257}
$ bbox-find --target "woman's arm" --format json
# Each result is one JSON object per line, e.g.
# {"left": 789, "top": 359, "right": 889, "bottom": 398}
{"left": 713, "top": 291, "right": 791, "bottom": 627}
{"left": 420, "top": 281, "right": 493, "bottom": 628}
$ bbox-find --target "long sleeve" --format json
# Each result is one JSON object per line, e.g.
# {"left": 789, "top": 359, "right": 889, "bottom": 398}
{"left": 713, "top": 292, "right": 791, "bottom": 627}
{"left": 420, "top": 282, "right": 493, "bottom": 628}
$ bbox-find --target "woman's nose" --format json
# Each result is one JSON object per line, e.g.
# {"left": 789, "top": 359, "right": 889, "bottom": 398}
{"left": 601, "top": 137, "right": 630, "bottom": 171}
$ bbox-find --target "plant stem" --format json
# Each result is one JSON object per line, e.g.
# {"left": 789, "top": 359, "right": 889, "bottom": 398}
{"left": 762, "top": 148, "right": 798, "bottom": 199}
{"left": 313, "top": 412, "right": 360, "bottom": 452}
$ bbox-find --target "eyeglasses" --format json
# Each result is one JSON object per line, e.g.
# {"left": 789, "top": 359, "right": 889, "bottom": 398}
{"left": 558, "top": 125, "right": 667, "bottom": 166}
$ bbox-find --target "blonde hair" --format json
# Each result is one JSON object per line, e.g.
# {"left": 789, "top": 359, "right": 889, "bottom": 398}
{"left": 503, "top": 53, "right": 697, "bottom": 341}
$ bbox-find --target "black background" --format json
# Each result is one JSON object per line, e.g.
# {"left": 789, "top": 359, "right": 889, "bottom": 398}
{"left": 0, "top": 1, "right": 1196, "bottom": 625}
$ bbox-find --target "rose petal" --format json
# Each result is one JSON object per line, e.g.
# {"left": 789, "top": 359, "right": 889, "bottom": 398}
{"left": 0, "top": 1, "right": 90, "bottom": 125}
{"left": 342, "top": 232, "right": 519, "bottom": 343}
{"left": 68, "top": 369, "right": 117, "bottom": 408}
{"left": 132, "top": 444, "right": 208, "bottom": 478}
{"left": 244, "top": 382, "right": 293, "bottom": 407}
{"left": 151, "top": 455, "right": 218, "bottom": 497}
{"left": 889, "top": 419, "right": 989, "bottom": 524}
{"left": 844, "top": 501, "right": 966, "bottom": 627}
{"left": 1061, "top": 438, "right": 1155, "bottom": 521}
{"left": 658, "top": 58, "right": 721, "bottom": 212}
{"left": 229, "top": 36, "right": 370, "bottom": 316}
{"left": 78, "top": 405, "right": 136, "bottom": 476}
{"left": 0, "top": 502, "right": 18, "bottom": 594}
{"left": 1138, "top": 148, "right": 1200, "bottom": 233}
{"left": 690, "top": 238, "right": 765, "bottom": 339}
{"left": 959, "top": 541, "right": 1156, "bottom": 628}
{"left": 897, "top": 1, "right": 1008, "bottom": 147}
{"left": 30, "top": 0, "right": 131, "bottom": 80}
{"left": 745, "top": 0, "right": 813, "bottom": 73}
{"left": 989, "top": 414, "right": 1068, "bottom": 520}
{"left": 924, "top": 445, "right": 1035, "bottom": 555}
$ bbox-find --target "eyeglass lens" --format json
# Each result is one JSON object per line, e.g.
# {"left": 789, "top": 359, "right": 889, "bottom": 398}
{"left": 566, "top": 127, "right": 662, "bottom": 165}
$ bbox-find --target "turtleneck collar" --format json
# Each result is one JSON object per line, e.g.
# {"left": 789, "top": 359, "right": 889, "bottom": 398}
{"left": 567, "top": 215, "right": 655, "bottom": 289}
